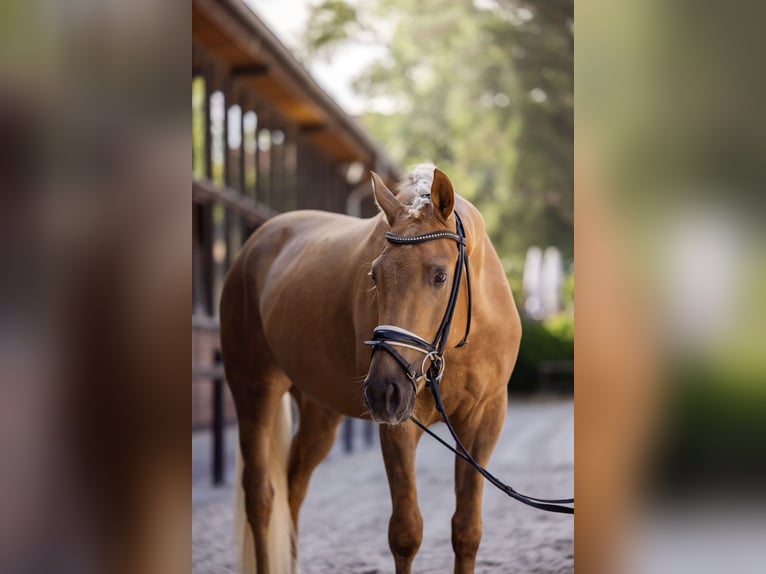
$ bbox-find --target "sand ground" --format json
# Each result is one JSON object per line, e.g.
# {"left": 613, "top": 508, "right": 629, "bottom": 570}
{"left": 192, "top": 396, "right": 573, "bottom": 573}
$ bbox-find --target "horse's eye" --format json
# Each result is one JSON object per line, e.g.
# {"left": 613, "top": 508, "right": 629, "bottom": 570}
{"left": 434, "top": 271, "right": 448, "bottom": 284}
{"left": 371, "top": 269, "right": 377, "bottom": 283}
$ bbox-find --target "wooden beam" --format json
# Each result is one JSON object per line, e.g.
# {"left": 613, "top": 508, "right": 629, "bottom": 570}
{"left": 232, "top": 64, "right": 269, "bottom": 77}
{"left": 192, "top": 178, "right": 278, "bottom": 225}
{"left": 300, "top": 122, "right": 327, "bottom": 134}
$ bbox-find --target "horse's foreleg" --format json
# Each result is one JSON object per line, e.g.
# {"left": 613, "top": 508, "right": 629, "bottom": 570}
{"left": 287, "top": 392, "right": 343, "bottom": 536}
{"left": 380, "top": 423, "right": 425, "bottom": 574}
{"left": 451, "top": 391, "right": 507, "bottom": 574}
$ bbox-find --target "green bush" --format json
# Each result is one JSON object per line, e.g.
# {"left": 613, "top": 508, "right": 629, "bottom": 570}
{"left": 509, "top": 314, "right": 574, "bottom": 393}
{"left": 543, "top": 312, "right": 575, "bottom": 342}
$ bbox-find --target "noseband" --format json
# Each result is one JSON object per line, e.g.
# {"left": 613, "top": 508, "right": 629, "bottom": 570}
{"left": 364, "top": 211, "right": 472, "bottom": 393}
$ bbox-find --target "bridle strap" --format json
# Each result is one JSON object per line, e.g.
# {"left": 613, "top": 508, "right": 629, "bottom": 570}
{"left": 385, "top": 229, "right": 464, "bottom": 245}
{"left": 411, "top": 414, "right": 575, "bottom": 514}
{"left": 432, "top": 212, "right": 470, "bottom": 351}
{"left": 411, "top": 373, "right": 574, "bottom": 514}
{"left": 365, "top": 211, "right": 470, "bottom": 383}
{"left": 369, "top": 341, "right": 420, "bottom": 392}
{"left": 379, "top": 211, "right": 471, "bottom": 352}
{"left": 369, "top": 325, "right": 435, "bottom": 354}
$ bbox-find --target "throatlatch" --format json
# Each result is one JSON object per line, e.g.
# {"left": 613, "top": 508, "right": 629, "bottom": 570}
{"left": 365, "top": 208, "right": 574, "bottom": 515}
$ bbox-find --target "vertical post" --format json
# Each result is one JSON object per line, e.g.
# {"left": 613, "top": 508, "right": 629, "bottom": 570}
{"left": 204, "top": 64, "right": 214, "bottom": 183}
{"left": 222, "top": 78, "right": 230, "bottom": 187}
{"left": 270, "top": 124, "right": 282, "bottom": 212}
{"left": 212, "top": 349, "right": 225, "bottom": 486}
{"left": 343, "top": 417, "right": 353, "bottom": 453}
{"left": 239, "top": 89, "right": 247, "bottom": 198}
{"left": 257, "top": 111, "right": 270, "bottom": 207}
{"left": 202, "top": 65, "right": 215, "bottom": 315}
{"left": 284, "top": 125, "right": 296, "bottom": 211}
{"left": 364, "top": 419, "right": 375, "bottom": 447}
{"left": 222, "top": 79, "right": 232, "bottom": 271}
{"left": 253, "top": 103, "right": 261, "bottom": 203}
{"left": 295, "top": 136, "right": 305, "bottom": 209}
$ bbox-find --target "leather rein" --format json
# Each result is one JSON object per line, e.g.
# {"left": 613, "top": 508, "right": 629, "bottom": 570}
{"left": 364, "top": 207, "right": 574, "bottom": 515}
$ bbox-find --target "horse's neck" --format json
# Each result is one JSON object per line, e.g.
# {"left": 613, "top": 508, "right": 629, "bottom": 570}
{"left": 349, "top": 213, "right": 389, "bottom": 296}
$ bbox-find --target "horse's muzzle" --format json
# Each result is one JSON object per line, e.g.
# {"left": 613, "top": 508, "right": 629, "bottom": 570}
{"left": 363, "top": 375, "right": 415, "bottom": 424}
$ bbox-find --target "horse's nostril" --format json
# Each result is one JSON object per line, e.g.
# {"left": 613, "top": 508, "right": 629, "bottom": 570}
{"left": 385, "top": 383, "right": 401, "bottom": 415}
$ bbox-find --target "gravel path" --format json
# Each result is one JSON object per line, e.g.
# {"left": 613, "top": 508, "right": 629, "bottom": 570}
{"left": 193, "top": 396, "right": 573, "bottom": 573}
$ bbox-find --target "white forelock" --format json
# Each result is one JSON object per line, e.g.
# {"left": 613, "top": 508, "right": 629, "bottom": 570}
{"left": 408, "top": 163, "right": 436, "bottom": 194}
{"left": 404, "top": 163, "right": 437, "bottom": 217}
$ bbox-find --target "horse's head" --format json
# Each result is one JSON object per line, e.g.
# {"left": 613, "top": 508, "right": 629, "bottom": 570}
{"left": 363, "top": 167, "right": 463, "bottom": 424}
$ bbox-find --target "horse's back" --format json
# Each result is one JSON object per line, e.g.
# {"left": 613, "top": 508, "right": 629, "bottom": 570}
{"left": 232, "top": 209, "right": 369, "bottom": 308}
{"left": 237, "top": 210, "right": 356, "bottom": 277}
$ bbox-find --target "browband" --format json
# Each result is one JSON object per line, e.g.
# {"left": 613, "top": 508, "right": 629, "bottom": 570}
{"left": 385, "top": 230, "right": 465, "bottom": 245}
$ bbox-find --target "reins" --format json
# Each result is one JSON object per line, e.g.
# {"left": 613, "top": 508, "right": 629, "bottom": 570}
{"left": 365, "top": 208, "right": 574, "bottom": 515}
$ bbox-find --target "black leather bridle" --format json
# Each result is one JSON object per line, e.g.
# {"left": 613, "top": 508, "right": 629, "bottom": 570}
{"left": 365, "top": 205, "right": 574, "bottom": 515}
{"left": 365, "top": 211, "right": 472, "bottom": 393}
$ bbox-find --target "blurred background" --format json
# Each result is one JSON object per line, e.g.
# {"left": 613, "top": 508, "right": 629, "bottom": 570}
{"left": 576, "top": 2, "right": 766, "bottom": 572}
{"left": 191, "top": 1, "right": 573, "bottom": 572}
{"left": 0, "top": 0, "right": 763, "bottom": 573}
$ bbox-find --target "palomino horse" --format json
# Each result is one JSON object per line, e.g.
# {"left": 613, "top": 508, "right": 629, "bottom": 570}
{"left": 220, "top": 164, "right": 521, "bottom": 574}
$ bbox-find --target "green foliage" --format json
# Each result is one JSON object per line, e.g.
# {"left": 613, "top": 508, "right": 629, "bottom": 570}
{"left": 304, "top": 0, "right": 573, "bottom": 263}
{"left": 543, "top": 311, "right": 574, "bottom": 342}
{"left": 654, "top": 368, "right": 766, "bottom": 494}
{"left": 304, "top": 0, "right": 364, "bottom": 61}
{"left": 510, "top": 313, "right": 574, "bottom": 392}
{"left": 562, "top": 271, "right": 574, "bottom": 309}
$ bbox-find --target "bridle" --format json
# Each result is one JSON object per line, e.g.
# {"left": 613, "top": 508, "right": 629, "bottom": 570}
{"left": 365, "top": 203, "right": 574, "bottom": 515}
{"left": 364, "top": 210, "right": 472, "bottom": 394}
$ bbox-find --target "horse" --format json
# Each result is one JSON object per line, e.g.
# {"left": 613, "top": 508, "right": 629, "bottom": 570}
{"left": 220, "top": 164, "right": 521, "bottom": 574}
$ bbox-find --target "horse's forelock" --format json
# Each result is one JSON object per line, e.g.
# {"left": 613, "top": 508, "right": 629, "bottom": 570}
{"left": 395, "top": 163, "right": 438, "bottom": 221}
{"left": 392, "top": 164, "right": 482, "bottom": 257}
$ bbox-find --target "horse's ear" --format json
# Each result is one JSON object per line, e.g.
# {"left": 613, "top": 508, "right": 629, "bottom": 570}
{"left": 430, "top": 168, "right": 455, "bottom": 224}
{"left": 370, "top": 171, "right": 402, "bottom": 226}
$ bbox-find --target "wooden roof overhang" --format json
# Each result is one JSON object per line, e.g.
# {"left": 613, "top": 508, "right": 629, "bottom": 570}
{"left": 192, "top": 0, "right": 400, "bottom": 181}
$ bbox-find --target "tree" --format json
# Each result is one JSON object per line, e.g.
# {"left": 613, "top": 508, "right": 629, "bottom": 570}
{"left": 305, "top": 0, "right": 573, "bottom": 268}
